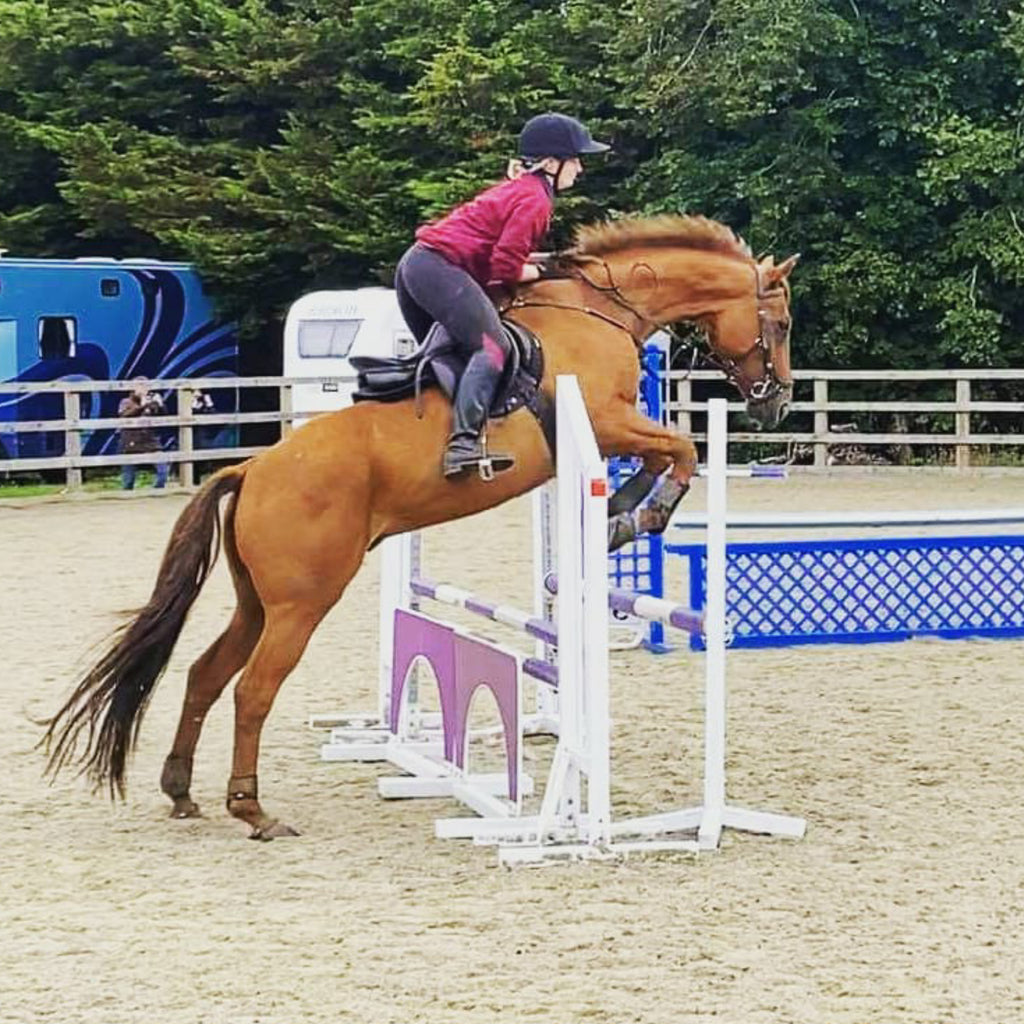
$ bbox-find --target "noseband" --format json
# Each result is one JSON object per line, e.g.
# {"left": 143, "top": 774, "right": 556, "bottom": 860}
{"left": 508, "top": 255, "right": 790, "bottom": 401}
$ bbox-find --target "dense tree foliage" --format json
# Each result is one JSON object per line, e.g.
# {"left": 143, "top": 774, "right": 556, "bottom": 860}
{"left": 2, "top": 0, "right": 1023, "bottom": 369}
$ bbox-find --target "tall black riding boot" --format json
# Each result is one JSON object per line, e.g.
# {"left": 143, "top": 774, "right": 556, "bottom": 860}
{"left": 443, "top": 349, "right": 515, "bottom": 480}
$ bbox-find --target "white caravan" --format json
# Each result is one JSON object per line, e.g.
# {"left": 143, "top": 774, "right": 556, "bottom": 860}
{"left": 283, "top": 287, "right": 416, "bottom": 425}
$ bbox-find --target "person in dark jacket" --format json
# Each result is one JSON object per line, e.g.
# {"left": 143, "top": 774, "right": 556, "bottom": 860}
{"left": 395, "top": 112, "right": 610, "bottom": 479}
{"left": 117, "top": 376, "right": 169, "bottom": 489}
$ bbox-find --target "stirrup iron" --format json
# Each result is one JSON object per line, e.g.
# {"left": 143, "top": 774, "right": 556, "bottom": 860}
{"left": 476, "top": 433, "right": 514, "bottom": 481}
{"left": 443, "top": 432, "right": 514, "bottom": 481}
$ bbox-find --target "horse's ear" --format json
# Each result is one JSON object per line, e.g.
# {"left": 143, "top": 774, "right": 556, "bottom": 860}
{"left": 765, "top": 254, "right": 799, "bottom": 287}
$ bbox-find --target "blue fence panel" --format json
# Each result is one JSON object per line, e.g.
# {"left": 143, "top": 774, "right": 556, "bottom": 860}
{"left": 607, "top": 343, "right": 667, "bottom": 649}
{"left": 668, "top": 534, "right": 1024, "bottom": 650}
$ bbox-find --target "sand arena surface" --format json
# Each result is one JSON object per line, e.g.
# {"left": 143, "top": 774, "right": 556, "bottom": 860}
{"left": 2, "top": 474, "right": 1024, "bottom": 1024}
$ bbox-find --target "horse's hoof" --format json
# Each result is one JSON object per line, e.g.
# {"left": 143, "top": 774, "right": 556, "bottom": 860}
{"left": 248, "top": 821, "right": 301, "bottom": 841}
{"left": 170, "top": 799, "right": 201, "bottom": 819}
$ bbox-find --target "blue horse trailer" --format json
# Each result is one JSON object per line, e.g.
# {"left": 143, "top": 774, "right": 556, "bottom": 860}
{"left": 0, "top": 256, "right": 238, "bottom": 459}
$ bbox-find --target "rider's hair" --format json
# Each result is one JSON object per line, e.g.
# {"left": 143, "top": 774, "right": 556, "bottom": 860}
{"left": 506, "top": 156, "right": 546, "bottom": 180}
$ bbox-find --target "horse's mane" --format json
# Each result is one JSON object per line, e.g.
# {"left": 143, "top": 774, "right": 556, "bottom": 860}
{"left": 572, "top": 214, "right": 752, "bottom": 262}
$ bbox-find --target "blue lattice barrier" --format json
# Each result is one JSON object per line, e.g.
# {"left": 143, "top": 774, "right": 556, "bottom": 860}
{"left": 667, "top": 534, "right": 1024, "bottom": 650}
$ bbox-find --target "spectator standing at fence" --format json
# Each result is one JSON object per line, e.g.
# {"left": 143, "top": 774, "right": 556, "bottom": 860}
{"left": 117, "top": 376, "right": 169, "bottom": 490}
{"left": 191, "top": 388, "right": 218, "bottom": 482}
{"left": 192, "top": 389, "right": 216, "bottom": 435}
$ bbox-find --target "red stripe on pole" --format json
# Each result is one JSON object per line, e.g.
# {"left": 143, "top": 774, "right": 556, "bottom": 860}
{"left": 590, "top": 479, "right": 607, "bottom": 497}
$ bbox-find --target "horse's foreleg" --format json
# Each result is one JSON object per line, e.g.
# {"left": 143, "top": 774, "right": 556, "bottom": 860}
{"left": 607, "top": 455, "right": 669, "bottom": 517}
{"left": 601, "top": 407, "right": 698, "bottom": 552}
{"left": 226, "top": 604, "right": 325, "bottom": 839}
{"left": 161, "top": 605, "right": 264, "bottom": 819}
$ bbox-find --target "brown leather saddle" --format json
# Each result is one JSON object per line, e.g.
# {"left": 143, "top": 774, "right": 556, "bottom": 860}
{"left": 350, "top": 319, "right": 556, "bottom": 455}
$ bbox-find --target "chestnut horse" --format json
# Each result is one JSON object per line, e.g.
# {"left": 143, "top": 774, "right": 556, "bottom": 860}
{"left": 43, "top": 215, "right": 798, "bottom": 838}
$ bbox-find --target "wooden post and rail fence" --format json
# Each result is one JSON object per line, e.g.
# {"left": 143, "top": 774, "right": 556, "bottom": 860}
{"left": 666, "top": 368, "right": 1024, "bottom": 472}
{"left": 1, "top": 369, "right": 1022, "bottom": 492}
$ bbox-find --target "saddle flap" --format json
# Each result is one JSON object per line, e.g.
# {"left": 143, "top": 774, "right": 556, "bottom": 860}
{"left": 488, "top": 319, "right": 542, "bottom": 418}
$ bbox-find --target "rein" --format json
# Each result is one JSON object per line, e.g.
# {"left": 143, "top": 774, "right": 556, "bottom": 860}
{"left": 506, "top": 296, "right": 641, "bottom": 343}
{"left": 506, "top": 257, "right": 646, "bottom": 349}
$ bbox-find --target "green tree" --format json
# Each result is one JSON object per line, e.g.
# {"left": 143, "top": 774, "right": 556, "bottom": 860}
{"left": 614, "top": 0, "right": 1024, "bottom": 368}
{"left": 3, "top": 0, "right": 1024, "bottom": 375}
{"left": 0, "top": 0, "right": 621, "bottom": 340}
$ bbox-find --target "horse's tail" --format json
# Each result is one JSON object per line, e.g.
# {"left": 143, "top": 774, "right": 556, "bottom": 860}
{"left": 41, "top": 463, "right": 249, "bottom": 797}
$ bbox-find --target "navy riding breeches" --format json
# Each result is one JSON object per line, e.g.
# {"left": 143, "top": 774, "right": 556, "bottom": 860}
{"left": 394, "top": 243, "right": 510, "bottom": 369}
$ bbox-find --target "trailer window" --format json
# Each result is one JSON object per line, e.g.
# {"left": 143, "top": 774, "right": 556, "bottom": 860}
{"left": 298, "top": 319, "right": 362, "bottom": 358}
{"left": 38, "top": 317, "right": 77, "bottom": 360}
{"left": 0, "top": 320, "right": 16, "bottom": 382}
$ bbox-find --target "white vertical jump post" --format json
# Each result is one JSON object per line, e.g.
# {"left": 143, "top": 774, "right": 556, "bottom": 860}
{"left": 687, "top": 398, "right": 806, "bottom": 849}
{"left": 530, "top": 487, "right": 560, "bottom": 735}
{"left": 539, "top": 370, "right": 614, "bottom": 848}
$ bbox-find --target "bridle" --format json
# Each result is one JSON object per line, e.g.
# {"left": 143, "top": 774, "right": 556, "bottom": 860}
{"left": 508, "top": 254, "right": 791, "bottom": 402}
{"left": 698, "top": 265, "right": 791, "bottom": 402}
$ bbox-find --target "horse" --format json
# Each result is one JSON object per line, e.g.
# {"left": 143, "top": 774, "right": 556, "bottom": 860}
{"left": 42, "top": 214, "right": 798, "bottom": 839}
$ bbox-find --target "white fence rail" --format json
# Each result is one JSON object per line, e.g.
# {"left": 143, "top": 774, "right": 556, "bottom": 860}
{"left": 667, "top": 368, "right": 1024, "bottom": 469}
{"left": 0, "top": 376, "right": 336, "bottom": 490}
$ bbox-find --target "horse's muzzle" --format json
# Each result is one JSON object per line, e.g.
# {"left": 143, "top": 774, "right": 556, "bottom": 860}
{"left": 746, "top": 384, "right": 792, "bottom": 429}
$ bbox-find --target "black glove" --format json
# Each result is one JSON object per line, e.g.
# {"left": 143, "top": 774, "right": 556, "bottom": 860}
{"left": 535, "top": 258, "right": 572, "bottom": 281}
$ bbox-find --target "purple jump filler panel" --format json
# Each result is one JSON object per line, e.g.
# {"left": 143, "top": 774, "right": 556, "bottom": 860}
{"left": 451, "top": 634, "right": 521, "bottom": 802}
{"left": 391, "top": 609, "right": 522, "bottom": 802}
{"left": 390, "top": 609, "right": 458, "bottom": 762}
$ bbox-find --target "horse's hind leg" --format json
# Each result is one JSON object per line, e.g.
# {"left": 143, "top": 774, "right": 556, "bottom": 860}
{"left": 225, "top": 602, "right": 328, "bottom": 839}
{"left": 160, "top": 606, "right": 264, "bottom": 818}
{"left": 161, "top": 492, "right": 264, "bottom": 819}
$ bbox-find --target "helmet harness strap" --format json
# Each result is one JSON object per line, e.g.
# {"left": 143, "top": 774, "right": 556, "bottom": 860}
{"left": 524, "top": 156, "right": 568, "bottom": 191}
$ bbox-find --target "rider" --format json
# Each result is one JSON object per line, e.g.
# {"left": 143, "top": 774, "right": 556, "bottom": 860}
{"left": 394, "top": 112, "right": 610, "bottom": 479}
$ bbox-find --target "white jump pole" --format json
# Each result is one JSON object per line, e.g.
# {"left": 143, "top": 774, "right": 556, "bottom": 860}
{"left": 697, "top": 399, "right": 805, "bottom": 847}
{"left": 700, "top": 397, "right": 729, "bottom": 847}
{"left": 532, "top": 375, "right": 612, "bottom": 847}
{"left": 529, "top": 487, "right": 560, "bottom": 736}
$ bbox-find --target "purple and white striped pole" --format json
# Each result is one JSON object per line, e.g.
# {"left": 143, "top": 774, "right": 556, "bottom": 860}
{"left": 409, "top": 578, "right": 558, "bottom": 647}
{"left": 543, "top": 573, "right": 704, "bottom": 638}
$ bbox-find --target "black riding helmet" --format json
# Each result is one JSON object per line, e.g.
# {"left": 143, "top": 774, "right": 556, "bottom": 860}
{"left": 518, "top": 113, "right": 610, "bottom": 159}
